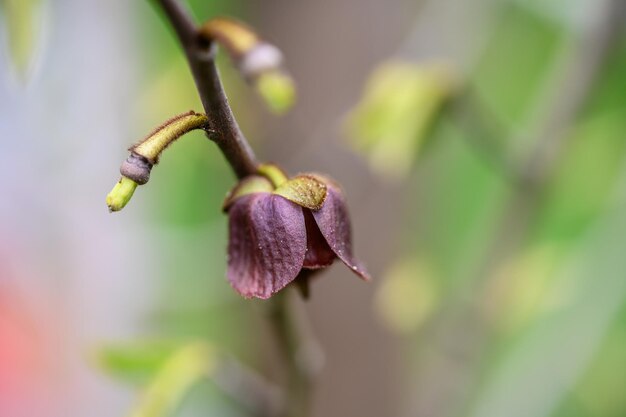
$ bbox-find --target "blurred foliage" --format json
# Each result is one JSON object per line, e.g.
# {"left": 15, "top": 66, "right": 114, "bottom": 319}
{"left": 482, "top": 244, "right": 563, "bottom": 335}
{"left": 123, "top": 342, "right": 215, "bottom": 417}
{"left": 473, "top": 4, "right": 564, "bottom": 129}
{"left": 344, "top": 60, "right": 458, "bottom": 181}
{"left": 255, "top": 70, "right": 296, "bottom": 115}
{"left": 0, "top": 0, "right": 44, "bottom": 82}
{"left": 96, "top": 341, "right": 182, "bottom": 384}
{"left": 358, "top": 1, "right": 626, "bottom": 417}
{"left": 468, "top": 187, "right": 626, "bottom": 417}
{"left": 375, "top": 257, "right": 440, "bottom": 334}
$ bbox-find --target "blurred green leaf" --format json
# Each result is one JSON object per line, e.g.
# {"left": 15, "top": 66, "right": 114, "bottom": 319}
{"left": 560, "top": 305, "right": 626, "bottom": 417}
{"left": 482, "top": 244, "right": 564, "bottom": 335}
{"left": 96, "top": 341, "right": 182, "bottom": 384}
{"left": 255, "top": 70, "right": 296, "bottom": 115}
{"left": 414, "top": 120, "right": 511, "bottom": 286}
{"left": 411, "top": 3, "right": 570, "bottom": 288}
{"left": 125, "top": 342, "right": 216, "bottom": 417}
{"left": 0, "top": 0, "right": 43, "bottom": 82}
{"left": 531, "top": 43, "right": 626, "bottom": 245}
{"left": 532, "top": 111, "right": 626, "bottom": 244}
{"left": 375, "top": 257, "right": 440, "bottom": 334}
{"left": 466, "top": 165, "right": 626, "bottom": 417}
{"left": 344, "top": 60, "right": 457, "bottom": 181}
{"left": 510, "top": 0, "right": 592, "bottom": 32}
{"left": 474, "top": 3, "right": 565, "bottom": 129}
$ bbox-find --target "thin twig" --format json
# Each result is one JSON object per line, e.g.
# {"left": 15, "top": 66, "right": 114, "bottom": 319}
{"left": 154, "top": 0, "right": 258, "bottom": 179}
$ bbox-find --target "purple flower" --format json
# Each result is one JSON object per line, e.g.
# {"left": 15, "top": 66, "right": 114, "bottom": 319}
{"left": 223, "top": 171, "right": 370, "bottom": 299}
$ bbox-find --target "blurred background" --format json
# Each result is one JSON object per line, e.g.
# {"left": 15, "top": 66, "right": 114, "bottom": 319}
{"left": 1, "top": 0, "right": 626, "bottom": 416}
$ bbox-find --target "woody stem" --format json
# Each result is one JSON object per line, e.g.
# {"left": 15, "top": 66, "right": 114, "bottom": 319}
{"left": 154, "top": 0, "right": 258, "bottom": 179}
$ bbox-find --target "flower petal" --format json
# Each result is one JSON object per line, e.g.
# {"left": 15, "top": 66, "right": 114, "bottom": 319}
{"left": 227, "top": 194, "right": 307, "bottom": 299}
{"left": 222, "top": 175, "right": 274, "bottom": 212}
{"left": 302, "top": 209, "right": 336, "bottom": 269}
{"left": 273, "top": 175, "right": 327, "bottom": 210}
{"left": 311, "top": 182, "right": 371, "bottom": 281}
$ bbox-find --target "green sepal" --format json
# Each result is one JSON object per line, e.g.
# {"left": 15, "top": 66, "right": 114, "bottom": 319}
{"left": 222, "top": 175, "right": 274, "bottom": 211}
{"left": 257, "top": 163, "right": 289, "bottom": 188}
{"left": 274, "top": 175, "right": 327, "bottom": 210}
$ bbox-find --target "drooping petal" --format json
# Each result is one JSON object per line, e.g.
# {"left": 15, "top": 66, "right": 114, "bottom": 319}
{"left": 302, "top": 209, "right": 335, "bottom": 269}
{"left": 227, "top": 194, "right": 307, "bottom": 299}
{"left": 273, "top": 175, "right": 327, "bottom": 210}
{"left": 311, "top": 182, "right": 371, "bottom": 281}
{"left": 222, "top": 175, "right": 274, "bottom": 211}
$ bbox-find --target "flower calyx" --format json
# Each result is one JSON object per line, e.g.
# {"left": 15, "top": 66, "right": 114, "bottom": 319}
{"left": 223, "top": 163, "right": 327, "bottom": 212}
{"left": 199, "top": 18, "right": 296, "bottom": 114}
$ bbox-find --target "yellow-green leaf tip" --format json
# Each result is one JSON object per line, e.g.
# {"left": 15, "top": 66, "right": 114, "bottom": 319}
{"left": 255, "top": 70, "right": 296, "bottom": 114}
{"left": 274, "top": 175, "right": 327, "bottom": 210}
{"left": 106, "top": 177, "right": 138, "bottom": 212}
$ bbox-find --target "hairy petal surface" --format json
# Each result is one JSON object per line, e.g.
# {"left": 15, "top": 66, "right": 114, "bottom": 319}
{"left": 311, "top": 183, "right": 371, "bottom": 281}
{"left": 302, "top": 209, "right": 336, "bottom": 269}
{"left": 273, "top": 175, "right": 327, "bottom": 210}
{"left": 227, "top": 194, "right": 306, "bottom": 299}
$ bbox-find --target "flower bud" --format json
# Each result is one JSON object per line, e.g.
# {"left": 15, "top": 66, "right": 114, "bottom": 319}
{"left": 106, "top": 177, "right": 138, "bottom": 212}
{"left": 223, "top": 169, "right": 370, "bottom": 299}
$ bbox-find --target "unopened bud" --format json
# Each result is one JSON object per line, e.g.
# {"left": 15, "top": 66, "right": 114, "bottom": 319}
{"left": 106, "top": 177, "right": 138, "bottom": 212}
{"left": 239, "top": 43, "right": 284, "bottom": 79}
{"left": 255, "top": 70, "right": 296, "bottom": 114}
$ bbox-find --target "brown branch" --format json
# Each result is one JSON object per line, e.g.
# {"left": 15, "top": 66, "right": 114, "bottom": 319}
{"left": 154, "top": 0, "right": 258, "bottom": 179}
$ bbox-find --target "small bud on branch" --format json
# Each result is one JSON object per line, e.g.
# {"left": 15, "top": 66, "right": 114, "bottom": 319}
{"left": 199, "top": 18, "right": 296, "bottom": 114}
{"left": 106, "top": 177, "right": 138, "bottom": 212}
{"left": 106, "top": 111, "right": 208, "bottom": 212}
{"left": 131, "top": 111, "right": 209, "bottom": 164}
